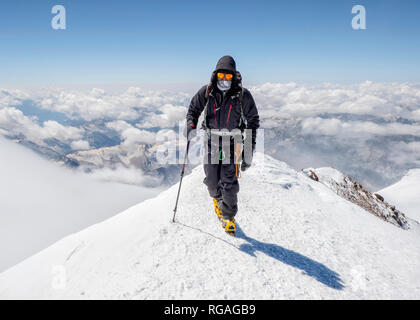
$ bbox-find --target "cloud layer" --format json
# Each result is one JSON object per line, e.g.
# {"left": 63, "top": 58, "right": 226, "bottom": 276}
{"left": 0, "top": 135, "right": 163, "bottom": 272}
{"left": 252, "top": 81, "right": 420, "bottom": 121}
{"left": 248, "top": 81, "right": 420, "bottom": 189}
{"left": 37, "top": 87, "right": 190, "bottom": 122}
{"left": 1, "top": 82, "right": 420, "bottom": 190}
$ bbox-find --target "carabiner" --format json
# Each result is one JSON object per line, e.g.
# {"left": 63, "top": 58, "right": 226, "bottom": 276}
{"left": 219, "top": 149, "right": 225, "bottom": 161}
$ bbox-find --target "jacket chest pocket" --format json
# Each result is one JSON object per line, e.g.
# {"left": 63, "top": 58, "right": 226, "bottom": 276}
{"left": 224, "top": 99, "right": 241, "bottom": 130}
{"left": 206, "top": 96, "right": 240, "bottom": 130}
{"left": 207, "top": 97, "right": 219, "bottom": 128}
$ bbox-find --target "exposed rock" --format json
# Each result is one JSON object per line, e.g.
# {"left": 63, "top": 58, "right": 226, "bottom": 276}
{"left": 374, "top": 193, "right": 384, "bottom": 202}
{"left": 302, "top": 167, "right": 409, "bottom": 229}
{"left": 306, "top": 169, "right": 319, "bottom": 182}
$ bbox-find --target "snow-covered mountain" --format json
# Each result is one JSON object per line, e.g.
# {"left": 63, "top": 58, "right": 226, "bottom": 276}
{"left": 1, "top": 153, "right": 419, "bottom": 299}
{"left": 378, "top": 169, "right": 420, "bottom": 222}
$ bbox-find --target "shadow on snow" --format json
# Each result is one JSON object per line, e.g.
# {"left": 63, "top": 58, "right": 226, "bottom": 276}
{"left": 177, "top": 221, "right": 344, "bottom": 290}
{"left": 235, "top": 224, "right": 344, "bottom": 290}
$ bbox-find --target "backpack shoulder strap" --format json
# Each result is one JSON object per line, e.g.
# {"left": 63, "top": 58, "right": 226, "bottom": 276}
{"left": 234, "top": 71, "right": 246, "bottom": 130}
{"left": 205, "top": 84, "right": 211, "bottom": 100}
{"left": 238, "top": 87, "right": 246, "bottom": 131}
{"left": 202, "top": 84, "right": 212, "bottom": 129}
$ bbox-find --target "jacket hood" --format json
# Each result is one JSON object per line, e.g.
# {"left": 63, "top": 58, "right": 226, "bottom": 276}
{"left": 214, "top": 55, "right": 236, "bottom": 73}
{"left": 211, "top": 56, "right": 240, "bottom": 93}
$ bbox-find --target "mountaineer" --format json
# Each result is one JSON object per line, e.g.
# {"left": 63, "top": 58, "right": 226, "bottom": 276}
{"left": 184, "top": 55, "right": 260, "bottom": 235}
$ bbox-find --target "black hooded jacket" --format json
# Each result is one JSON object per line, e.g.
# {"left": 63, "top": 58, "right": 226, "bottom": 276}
{"left": 186, "top": 56, "right": 260, "bottom": 146}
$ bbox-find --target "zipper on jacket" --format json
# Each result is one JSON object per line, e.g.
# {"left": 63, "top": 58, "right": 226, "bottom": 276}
{"left": 213, "top": 103, "right": 218, "bottom": 127}
{"left": 226, "top": 104, "right": 232, "bottom": 126}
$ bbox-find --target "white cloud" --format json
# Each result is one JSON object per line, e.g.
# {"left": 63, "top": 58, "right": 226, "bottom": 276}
{"left": 71, "top": 139, "right": 90, "bottom": 150}
{"left": 0, "top": 107, "right": 83, "bottom": 142}
{"left": 84, "top": 164, "right": 162, "bottom": 187}
{"left": 105, "top": 120, "right": 157, "bottom": 149}
{"left": 137, "top": 104, "right": 187, "bottom": 128}
{"left": 3, "top": 82, "right": 420, "bottom": 130}
{"left": 301, "top": 117, "right": 420, "bottom": 138}
{"left": 251, "top": 81, "right": 420, "bottom": 121}
{"left": 121, "top": 127, "right": 156, "bottom": 148}
{"left": 388, "top": 141, "right": 420, "bottom": 166}
{"left": 106, "top": 120, "right": 133, "bottom": 133}
{"left": 0, "top": 89, "right": 29, "bottom": 109}
{"left": 0, "top": 135, "right": 163, "bottom": 272}
{"left": 42, "top": 120, "right": 84, "bottom": 141}
{"left": 35, "top": 87, "right": 190, "bottom": 122}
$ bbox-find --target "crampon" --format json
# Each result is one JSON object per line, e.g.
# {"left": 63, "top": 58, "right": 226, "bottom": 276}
{"left": 220, "top": 217, "right": 236, "bottom": 236}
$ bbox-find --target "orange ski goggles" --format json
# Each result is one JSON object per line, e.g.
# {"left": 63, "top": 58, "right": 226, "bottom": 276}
{"left": 217, "top": 72, "right": 233, "bottom": 80}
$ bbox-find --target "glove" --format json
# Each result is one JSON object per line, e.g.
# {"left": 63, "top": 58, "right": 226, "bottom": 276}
{"left": 241, "top": 129, "right": 256, "bottom": 171}
{"left": 241, "top": 158, "right": 252, "bottom": 171}
{"left": 241, "top": 143, "right": 255, "bottom": 172}
{"left": 183, "top": 121, "right": 197, "bottom": 140}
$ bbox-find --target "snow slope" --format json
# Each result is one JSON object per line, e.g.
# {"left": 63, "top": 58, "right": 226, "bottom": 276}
{"left": 1, "top": 153, "right": 420, "bottom": 299}
{"left": 378, "top": 169, "right": 420, "bottom": 222}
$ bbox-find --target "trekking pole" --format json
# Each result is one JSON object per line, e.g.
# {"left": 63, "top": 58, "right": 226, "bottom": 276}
{"left": 172, "top": 140, "right": 191, "bottom": 222}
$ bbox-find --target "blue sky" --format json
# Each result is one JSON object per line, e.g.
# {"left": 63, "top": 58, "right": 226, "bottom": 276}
{"left": 0, "top": 0, "right": 419, "bottom": 86}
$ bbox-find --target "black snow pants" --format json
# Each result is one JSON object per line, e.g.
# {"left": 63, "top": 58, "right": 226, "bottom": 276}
{"left": 203, "top": 137, "right": 240, "bottom": 219}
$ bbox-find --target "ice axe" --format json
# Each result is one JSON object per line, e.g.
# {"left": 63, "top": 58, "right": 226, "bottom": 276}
{"left": 172, "top": 140, "right": 190, "bottom": 222}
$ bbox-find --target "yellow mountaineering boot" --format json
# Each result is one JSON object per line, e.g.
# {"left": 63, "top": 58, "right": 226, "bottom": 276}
{"left": 220, "top": 217, "right": 236, "bottom": 236}
{"left": 213, "top": 198, "right": 223, "bottom": 220}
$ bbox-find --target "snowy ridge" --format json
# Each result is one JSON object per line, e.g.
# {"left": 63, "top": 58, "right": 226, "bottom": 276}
{"left": 302, "top": 167, "right": 410, "bottom": 229}
{"left": 1, "top": 153, "right": 419, "bottom": 299}
{"left": 379, "top": 169, "right": 420, "bottom": 222}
